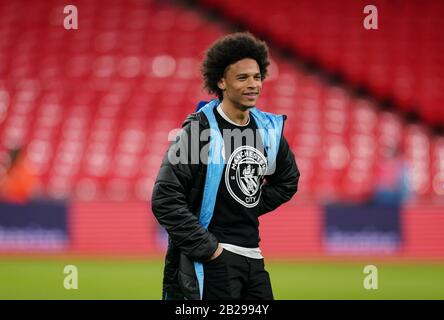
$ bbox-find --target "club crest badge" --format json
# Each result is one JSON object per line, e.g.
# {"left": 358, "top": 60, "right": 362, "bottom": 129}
{"left": 225, "top": 145, "right": 267, "bottom": 208}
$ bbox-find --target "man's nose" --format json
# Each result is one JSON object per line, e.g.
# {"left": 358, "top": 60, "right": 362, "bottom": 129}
{"left": 246, "top": 77, "right": 260, "bottom": 89}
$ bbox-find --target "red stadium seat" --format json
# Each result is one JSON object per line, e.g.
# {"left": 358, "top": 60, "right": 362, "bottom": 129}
{"left": 0, "top": 0, "right": 441, "bottom": 203}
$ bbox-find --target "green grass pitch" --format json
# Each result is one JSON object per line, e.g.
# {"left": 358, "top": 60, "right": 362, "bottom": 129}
{"left": 0, "top": 258, "right": 443, "bottom": 299}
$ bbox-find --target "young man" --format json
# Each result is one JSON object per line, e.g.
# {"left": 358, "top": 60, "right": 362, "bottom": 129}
{"left": 152, "top": 32, "right": 300, "bottom": 300}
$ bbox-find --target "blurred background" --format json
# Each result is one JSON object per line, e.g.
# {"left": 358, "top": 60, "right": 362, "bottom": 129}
{"left": 0, "top": 0, "right": 443, "bottom": 299}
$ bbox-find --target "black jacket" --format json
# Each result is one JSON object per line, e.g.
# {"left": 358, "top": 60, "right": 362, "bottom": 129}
{"left": 151, "top": 110, "right": 300, "bottom": 300}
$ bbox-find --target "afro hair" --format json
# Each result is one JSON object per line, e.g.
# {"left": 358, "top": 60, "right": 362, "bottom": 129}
{"left": 201, "top": 32, "right": 270, "bottom": 101}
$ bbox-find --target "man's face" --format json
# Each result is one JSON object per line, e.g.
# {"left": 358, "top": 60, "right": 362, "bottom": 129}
{"left": 218, "top": 58, "right": 262, "bottom": 110}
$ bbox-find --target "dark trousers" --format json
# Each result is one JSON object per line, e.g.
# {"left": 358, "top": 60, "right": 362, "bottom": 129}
{"left": 203, "top": 249, "right": 274, "bottom": 300}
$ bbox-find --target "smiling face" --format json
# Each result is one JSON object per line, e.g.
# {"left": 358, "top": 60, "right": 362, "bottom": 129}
{"left": 217, "top": 58, "right": 262, "bottom": 110}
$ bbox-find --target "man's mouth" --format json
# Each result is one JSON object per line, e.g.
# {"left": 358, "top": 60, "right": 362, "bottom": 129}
{"left": 243, "top": 92, "right": 258, "bottom": 98}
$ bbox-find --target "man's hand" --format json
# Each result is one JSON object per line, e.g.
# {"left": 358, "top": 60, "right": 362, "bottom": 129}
{"left": 207, "top": 243, "right": 223, "bottom": 261}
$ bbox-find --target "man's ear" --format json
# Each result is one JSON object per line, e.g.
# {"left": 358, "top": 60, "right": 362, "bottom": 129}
{"left": 217, "top": 78, "right": 226, "bottom": 91}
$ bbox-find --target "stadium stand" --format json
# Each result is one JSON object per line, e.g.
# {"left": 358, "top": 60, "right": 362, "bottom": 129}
{"left": 1, "top": 0, "right": 443, "bottom": 203}
{"left": 198, "top": 0, "right": 444, "bottom": 126}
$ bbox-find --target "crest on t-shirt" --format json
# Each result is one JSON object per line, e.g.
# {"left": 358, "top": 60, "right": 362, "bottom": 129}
{"left": 225, "top": 145, "right": 267, "bottom": 208}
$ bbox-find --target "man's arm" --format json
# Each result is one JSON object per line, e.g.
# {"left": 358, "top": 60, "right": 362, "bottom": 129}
{"left": 257, "top": 134, "right": 300, "bottom": 216}
{"left": 151, "top": 121, "right": 219, "bottom": 262}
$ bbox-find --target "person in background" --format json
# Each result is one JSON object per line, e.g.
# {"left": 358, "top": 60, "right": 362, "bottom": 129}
{"left": 0, "top": 147, "right": 39, "bottom": 203}
{"left": 372, "top": 145, "right": 410, "bottom": 205}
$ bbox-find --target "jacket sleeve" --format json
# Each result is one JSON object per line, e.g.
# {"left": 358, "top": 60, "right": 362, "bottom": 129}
{"left": 257, "top": 134, "right": 300, "bottom": 216}
{"left": 151, "top": 121, "right": 218, "bottom": 262}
